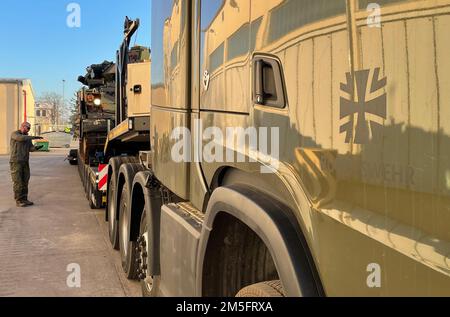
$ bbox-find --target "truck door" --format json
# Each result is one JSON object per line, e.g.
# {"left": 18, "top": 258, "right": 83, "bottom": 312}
{"left": 198, "top": 0, "right": 254, "bottom": 180}
{"left": 192, "top": 0, "right": 450, "bottom": 296}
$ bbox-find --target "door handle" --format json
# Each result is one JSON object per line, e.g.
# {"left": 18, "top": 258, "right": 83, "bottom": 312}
{"left": 252, "top": 55, "right": 286, "bottom": 109}
{"left": 255, "top": 60, "right": 264, "bottom": 105}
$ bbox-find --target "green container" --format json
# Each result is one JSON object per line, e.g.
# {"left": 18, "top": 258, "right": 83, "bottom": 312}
{"left": 35, "top": 141, "right": 50, "bottom": 152}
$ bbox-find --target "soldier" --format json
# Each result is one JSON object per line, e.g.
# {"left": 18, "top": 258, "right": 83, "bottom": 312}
{"left": 10, "top": 122, "right": 44, "bottom": 208}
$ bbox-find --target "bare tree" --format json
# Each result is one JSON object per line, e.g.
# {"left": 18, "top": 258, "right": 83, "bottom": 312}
{"left": 69, "top": 93, "right": 80, "bottom": 138}
{"left": 38, "top": 92, "right": 70, "bottom": 130}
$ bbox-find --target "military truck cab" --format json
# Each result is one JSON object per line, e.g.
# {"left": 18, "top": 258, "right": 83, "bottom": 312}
{"left": 103, "top": 0, "right": 450, "bottom": 297}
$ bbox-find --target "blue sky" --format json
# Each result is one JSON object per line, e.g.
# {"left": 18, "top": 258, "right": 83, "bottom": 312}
{"left": 0, "top": 0, "right": 151, "bottom": 101}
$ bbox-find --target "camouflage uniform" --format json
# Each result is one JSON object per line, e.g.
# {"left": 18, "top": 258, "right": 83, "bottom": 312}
{"left": 10, "top": 131, "right": 38, "bottom": 202}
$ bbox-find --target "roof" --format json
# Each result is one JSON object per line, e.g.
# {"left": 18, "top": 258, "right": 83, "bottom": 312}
{"left": 0, "top": 78, "right": 31, "bottom": 84}
{"left": 35, "top": 103, "right": 54, "bottom": 109}
{"left": 0, "top": 79, "right": 35, "bottom": 97}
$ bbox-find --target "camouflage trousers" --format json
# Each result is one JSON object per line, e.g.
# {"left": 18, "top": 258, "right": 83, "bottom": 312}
{"left": 10, "top": 162, "right": 30, "bottom": 202}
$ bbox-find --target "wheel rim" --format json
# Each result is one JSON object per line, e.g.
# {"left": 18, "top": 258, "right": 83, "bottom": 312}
{"left": 138, "top": 219, "right": 153, "bottom": 292}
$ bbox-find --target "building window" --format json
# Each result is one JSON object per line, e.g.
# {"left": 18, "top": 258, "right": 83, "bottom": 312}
{"left": 250, "top": 17, "right": 263, "bottom": 52}
{"left": 171, "top": 40, "right": 179, "bottom": 71}
{"left": 226, "top": 17, "right": 263, "bottom": 62}
{"left": 209, "top": 42, "right": 224, "bottom": 73}
{"left": 359, "top": 0, "right": 406, "bottom": 9}
{"left": 42, "top": 110, "right": 47, "bottom": 117}
{"left": 268, "top": 0, "right": 347, "bottom": 44}
{"left": 36, "top": 110, "right": 41, "bottom": 117}
{"left": 227, "top": 23, "right": 250, "bottom": 61}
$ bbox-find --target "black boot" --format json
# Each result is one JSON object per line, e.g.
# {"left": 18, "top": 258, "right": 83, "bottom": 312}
{"left": 16, "top": 201, "right": 28, "bottom": 208}
{"left": 22, "top": 199, "right": 34, "bottom": 206}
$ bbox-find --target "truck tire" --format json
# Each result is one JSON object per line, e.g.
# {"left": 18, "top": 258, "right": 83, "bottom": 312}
{"left": 107, "top": 156, "right": 139, "bottom": 251}
{"left": 68, "top": 149, "right": 78, "bottom": 165}
{"left": 89, "top": 183, "right": 96, "bottom": 209}
{"left": 85, "top": 173, "right": 91, "bottom": 200}
{"left": 119, "top": 185, "right": 138, "bottom": 279}
{"left": 89, "top": 185, "right": 102, "bottom": 209}
{"left": 236, "top": 280, "right": 285, "bottom": 297}
{"left": 108, "top": 168, "right": 120, "bottom": 250}
{"left": 85, "top": 167, "right": 90, "bottom": 195}
{"left": 82, "top": 166, "right": 87, "bottom": 192}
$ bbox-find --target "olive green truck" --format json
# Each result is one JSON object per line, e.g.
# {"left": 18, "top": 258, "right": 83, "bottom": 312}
{"left": 98, "top": 0, "right": 450, "bottom": 296}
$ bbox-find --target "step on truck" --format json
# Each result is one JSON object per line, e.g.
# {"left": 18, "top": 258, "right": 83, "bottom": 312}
{"left": 103, "top": 1, "right": 449, "bottom": 297}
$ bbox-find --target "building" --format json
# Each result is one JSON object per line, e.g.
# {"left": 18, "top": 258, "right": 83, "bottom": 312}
{"left": 0, "top": 79, "right": 36, "bottom": 155}
{"left": 34, "top": 102, "right": 55, "bottom": 135}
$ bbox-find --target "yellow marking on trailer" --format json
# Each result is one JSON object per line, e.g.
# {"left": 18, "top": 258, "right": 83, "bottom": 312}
{"left": 104, "top": 120, "right": 130, "bottom": 153}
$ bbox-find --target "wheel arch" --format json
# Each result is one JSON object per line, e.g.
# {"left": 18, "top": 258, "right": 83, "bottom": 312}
{"left": 197, "top": 184, "right": 324, "bottom": 297}
{"left": 130, "top": 170, "right": 162, "bottom": 276}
